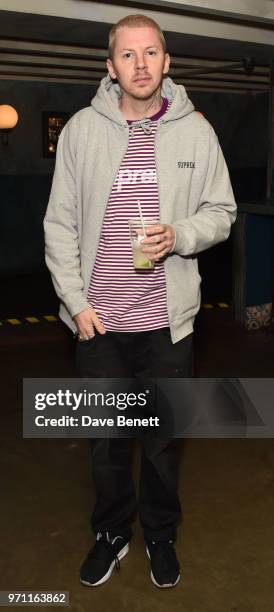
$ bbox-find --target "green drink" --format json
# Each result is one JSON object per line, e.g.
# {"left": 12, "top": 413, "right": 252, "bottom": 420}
{"left": 128, "top": 218, "right": 158, "bottom": 270}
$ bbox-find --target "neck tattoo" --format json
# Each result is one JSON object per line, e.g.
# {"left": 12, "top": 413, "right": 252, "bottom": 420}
{"left": 118, "top": 91, "right": 162, "bottom": 119}
{"left": 144, "top": 92, "right": 162, "bottom": 115}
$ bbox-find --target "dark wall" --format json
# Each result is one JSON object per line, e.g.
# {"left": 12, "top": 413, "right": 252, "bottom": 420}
{"left": 190, "top": 90, "right": 268, "bottom": 203}
{"left": 0, "top": 80, "right": 97, "bottom": 278}
{"left": 245, "top": 215, "right": 273, "bottom": 306}
{"left": 190, "top": 90, "right": 268, "bottom": 168}
{"left": 0, "top": 80, "right": 97, "bottom": 175}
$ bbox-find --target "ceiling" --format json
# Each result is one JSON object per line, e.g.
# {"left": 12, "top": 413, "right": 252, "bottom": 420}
{"left": 0, "top": 9, "right": 272, "bottom": 93}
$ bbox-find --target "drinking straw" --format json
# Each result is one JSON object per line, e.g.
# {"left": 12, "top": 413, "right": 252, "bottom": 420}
{"left": 138, "top": 200, "right": 147, "bottom": 238}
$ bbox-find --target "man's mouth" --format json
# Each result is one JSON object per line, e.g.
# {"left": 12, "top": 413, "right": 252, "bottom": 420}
{"left": 133, "top": 76, "right": 151, "bottom": 83}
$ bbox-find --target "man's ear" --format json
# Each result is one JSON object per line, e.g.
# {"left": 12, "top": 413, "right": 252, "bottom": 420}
{"left": 107, "top": 58, "right": 116, "bottom": 80}
{"left": 163, "top": 53, "right": 170, "bottom": 75}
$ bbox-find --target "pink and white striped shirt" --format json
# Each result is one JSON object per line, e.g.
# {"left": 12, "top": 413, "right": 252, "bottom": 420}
{"left": 87, "top": 98, "right": 170, "bottom": 332}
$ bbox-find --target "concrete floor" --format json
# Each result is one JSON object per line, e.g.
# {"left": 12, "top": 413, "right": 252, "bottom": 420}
{"left": 1, "top": 309, "right": 274, "bottom": 612}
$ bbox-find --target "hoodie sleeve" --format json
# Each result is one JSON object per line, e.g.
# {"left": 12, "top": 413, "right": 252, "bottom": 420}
{"left": 172, "top": 126, "right": 237, "bottom": 256}
{"left": 44, "top": 119, "right": 91, "bottom": 317}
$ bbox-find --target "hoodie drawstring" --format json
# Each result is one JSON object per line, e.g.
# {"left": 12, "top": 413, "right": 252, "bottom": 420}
{"left": 129, "top": 118, "right": 153, "bottom": 135}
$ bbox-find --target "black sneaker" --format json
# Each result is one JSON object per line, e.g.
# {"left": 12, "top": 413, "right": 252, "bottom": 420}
{"left": 146, "top": 540, "right": 181, "bottom": 588}
{"left": 80, "top": 532, "right": 129, "bottom": 587}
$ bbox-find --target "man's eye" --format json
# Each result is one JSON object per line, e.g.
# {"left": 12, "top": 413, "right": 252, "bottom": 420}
{"left": 123, "top": 52, "right": 133, "bottom": 59}
{"left": 146, "top": 50, "right": 157, "bottom": 55}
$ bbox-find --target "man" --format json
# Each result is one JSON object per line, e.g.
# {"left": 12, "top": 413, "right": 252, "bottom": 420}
{"left": 44, "top": 14, "right": 236, "bottom": 588}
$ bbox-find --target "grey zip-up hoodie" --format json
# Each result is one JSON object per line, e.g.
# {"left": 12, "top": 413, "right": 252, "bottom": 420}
{"left": 44, "top": 75, "right": 236, "bottom": 343}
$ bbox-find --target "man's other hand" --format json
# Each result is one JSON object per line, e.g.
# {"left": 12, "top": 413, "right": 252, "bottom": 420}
{"left": 140, "top": 224, "right": 176, "bottom": 261}
{"left": 73, "top": 307, "right": 106, "bottom": 341}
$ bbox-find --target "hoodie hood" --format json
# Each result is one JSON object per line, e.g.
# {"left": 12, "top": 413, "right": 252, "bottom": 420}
{"left": 91, "top": 74, "right": 195, "bottom": 126}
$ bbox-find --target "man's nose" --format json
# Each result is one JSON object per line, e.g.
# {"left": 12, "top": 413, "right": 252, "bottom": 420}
{"left": 135, "top": 53, "right": 147, "bottom": 70}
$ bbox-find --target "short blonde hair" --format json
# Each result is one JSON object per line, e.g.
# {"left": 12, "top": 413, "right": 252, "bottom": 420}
{"left": 108, "top": 14, "right": 166, "bottom": 59}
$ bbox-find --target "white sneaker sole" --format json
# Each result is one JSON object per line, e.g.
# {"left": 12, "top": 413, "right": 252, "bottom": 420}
{"left": 146, "top": 546, "right": 181, "bottom": 588}
{"left": 80, "top": 543, "right": 129, "bottom": 587}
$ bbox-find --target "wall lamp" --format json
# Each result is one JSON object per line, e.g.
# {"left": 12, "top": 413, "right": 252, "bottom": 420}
{"left": 0, "top": 105, "right": 19, "bottom": 145}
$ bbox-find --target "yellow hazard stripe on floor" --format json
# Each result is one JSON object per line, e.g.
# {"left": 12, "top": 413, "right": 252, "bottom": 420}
{"left": 7, "top": 318, "right": 21, "bottom": 325}
{"left": 1, "top": 315, "right": 58, "bottom": 326}
{"left": 203, "top": 303, "right": 230, "bottom": 309}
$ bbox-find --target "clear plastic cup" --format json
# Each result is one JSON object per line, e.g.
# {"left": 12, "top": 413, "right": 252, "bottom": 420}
{"left": 128, "top": 218, "right": 159, "bottom": 270}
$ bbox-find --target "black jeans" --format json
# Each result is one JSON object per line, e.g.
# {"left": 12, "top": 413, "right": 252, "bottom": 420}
{"left": 76, "top": 327, "right": 193, "bottom": 541}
